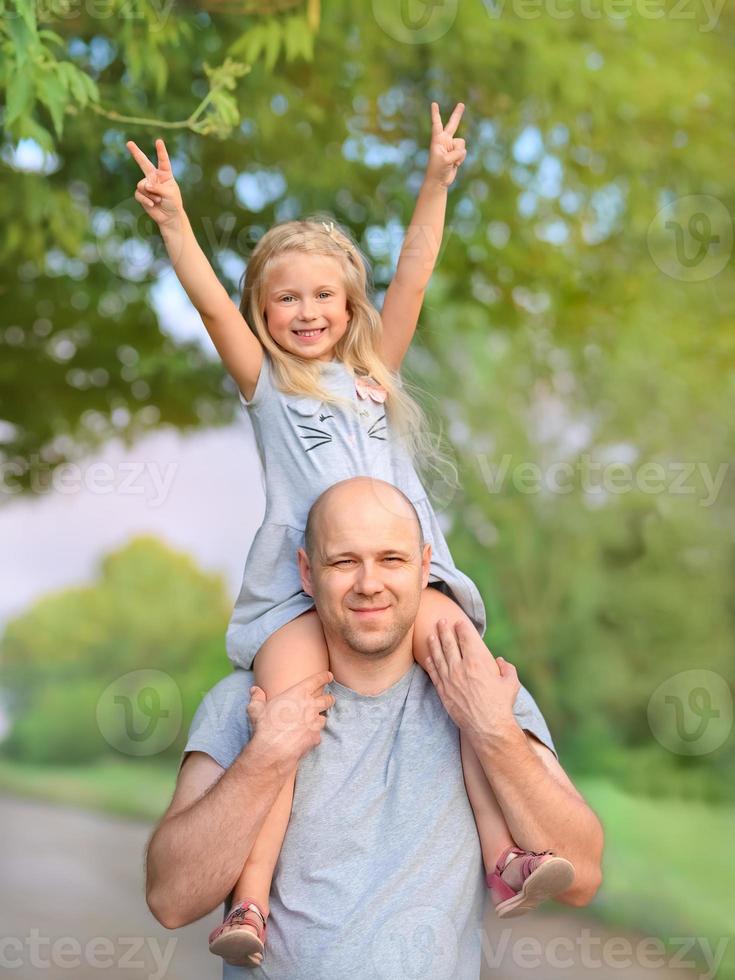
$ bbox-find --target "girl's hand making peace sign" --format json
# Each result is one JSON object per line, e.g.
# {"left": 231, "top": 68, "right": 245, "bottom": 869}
{"left": 425, "top": 101, "right": 467, "bottom": 189}
{"left": 125, "top": 137, "right": 184, "bottom": 229}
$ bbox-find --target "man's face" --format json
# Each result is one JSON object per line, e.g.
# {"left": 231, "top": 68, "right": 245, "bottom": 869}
{"left": 298, "top": 487, "right": 431, "bottom": 659}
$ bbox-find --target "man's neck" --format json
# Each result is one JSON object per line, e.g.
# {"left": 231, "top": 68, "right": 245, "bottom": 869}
{"left": 324, "top": 630, "right": 416, "bottom": 695}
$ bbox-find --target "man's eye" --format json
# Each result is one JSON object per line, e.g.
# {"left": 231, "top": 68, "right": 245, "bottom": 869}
{"left": 335, "top": 559, "right": 354, "bottom": 567}
{"left": 384, "top": 557, "right": 402, "bottom": 563}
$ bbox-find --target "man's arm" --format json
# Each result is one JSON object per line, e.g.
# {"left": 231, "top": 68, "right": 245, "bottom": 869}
{"left": 146, "top": 746, "right": 286, "bottom": 929}
{"left": 145, "top": 670, "right": 334, "bottom": 929}
{"left": 477, "top": 726, "right": 603, "bottom": 906}
{"left": 423, "top": 619, "right": 603, "bottom": 907}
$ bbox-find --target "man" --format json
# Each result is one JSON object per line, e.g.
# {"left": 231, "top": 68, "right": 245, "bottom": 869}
{"left": 146, "top": 477, "right": 603, "bottom": 979}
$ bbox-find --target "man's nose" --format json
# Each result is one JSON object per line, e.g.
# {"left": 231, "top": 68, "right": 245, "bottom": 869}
{"left": 353, "top": 563, "right": 383, "bottom": 595}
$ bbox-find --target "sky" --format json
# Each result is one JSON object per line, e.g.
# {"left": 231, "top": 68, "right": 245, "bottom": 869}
{"left": 0, "top": 420, "right": 264, "bottom": 629}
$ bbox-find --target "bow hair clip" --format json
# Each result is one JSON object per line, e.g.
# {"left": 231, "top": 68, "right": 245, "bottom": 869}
{"left": 355, "top": 374, "right": 388, "bottom": 404}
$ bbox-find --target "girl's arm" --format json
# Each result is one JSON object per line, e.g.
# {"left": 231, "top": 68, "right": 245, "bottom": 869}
{"left": 380, "top": 102, "right": 467, "bottom": 373}
{"left": 126, "top": 138, "right": 263, "bottom": 398}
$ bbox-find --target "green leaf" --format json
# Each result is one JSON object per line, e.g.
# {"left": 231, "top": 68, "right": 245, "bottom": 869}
{"left": 13, "top": 0, "right": 37, "bottom": 34}
{"left": 5, "top": 66, "right": 34, "bottom": 126}
{"left": 17, "top": 113, "right": 55, "bottom": 152}
{"left": 263, "top": 19, "right": 282, "bottom": 72}
{"left": 5, "top": 17, "right": 31, "bottom": 68}
{"left": 36, "top": 69, "right": 68, "bottom": 138}
{"left": 38, "top": 29, "right": 64, "bottom": 47}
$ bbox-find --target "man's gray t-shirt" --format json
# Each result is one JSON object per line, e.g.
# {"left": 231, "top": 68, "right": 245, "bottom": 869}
{"left": 184, "top": 663, "right": 557, "bottom": 980}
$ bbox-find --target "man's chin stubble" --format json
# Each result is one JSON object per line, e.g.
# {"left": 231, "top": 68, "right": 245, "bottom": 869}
{"left": 342, "top": 622, "right": 408, "bottom": 659}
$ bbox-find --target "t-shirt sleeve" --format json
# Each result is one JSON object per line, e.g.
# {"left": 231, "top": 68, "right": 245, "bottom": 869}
{"left": 512, "top": 683, "right": 558, "bottom": 759}
{"left": 180, "top": 668, "right": 255, "bottom": 771}
{"left": 238, "top": 350, "right": 271, "bottom": 409}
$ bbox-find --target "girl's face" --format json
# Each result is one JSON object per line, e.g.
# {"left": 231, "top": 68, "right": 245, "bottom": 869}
{"left": 263, "top": 252, "right": 351, "bottom": 362}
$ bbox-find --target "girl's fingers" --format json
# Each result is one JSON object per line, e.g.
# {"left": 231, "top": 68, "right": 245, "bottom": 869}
{"left": 444, "top": 102, "right": 465, "bottom": 137}
{"left": 137, "top": 176, "right": 163, "bottom": 199}
{"left": 136, "top": 179, "right": 162, "bottom": 204}
{"left": 430, "top": 101, "right": 443, "bottom": 135}
{"left": 156, "top": 138, "right": 172, "bottom": 172}
{"left": 134, "top": 190, "right": 155, "bottom": 208}
{"left": 126, "top": 140, "right": 156, "bottom": 176}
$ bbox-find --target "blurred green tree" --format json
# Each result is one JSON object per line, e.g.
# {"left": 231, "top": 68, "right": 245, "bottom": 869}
{"left": 1, "top": 535, "right": 232, "bottom": 763}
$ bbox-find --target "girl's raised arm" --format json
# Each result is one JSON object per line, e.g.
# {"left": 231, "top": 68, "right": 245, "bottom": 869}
{"left": 126, "top": 138, "right": 263, "bottom": 399}
{"left": 380, "top": 102, "right": 467, "bottom": 373}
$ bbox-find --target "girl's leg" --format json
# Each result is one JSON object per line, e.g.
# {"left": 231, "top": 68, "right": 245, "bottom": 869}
{"left": 412, "top": 588, "right": 575, "bottom": 915}
{"left": 219, "top": 610, "right": 329, "bottom": 952}
{"left": 412, "top": 587, "right": 514, "bottom": 874}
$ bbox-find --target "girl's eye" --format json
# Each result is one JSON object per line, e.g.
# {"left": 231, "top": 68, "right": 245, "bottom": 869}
{"left": 279, "top": 293, "right": 332, "bottom": 302}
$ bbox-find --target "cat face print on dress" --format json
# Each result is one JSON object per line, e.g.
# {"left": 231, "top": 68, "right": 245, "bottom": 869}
{"left": 286, "top": 394, "right": 386, "bottom": 453}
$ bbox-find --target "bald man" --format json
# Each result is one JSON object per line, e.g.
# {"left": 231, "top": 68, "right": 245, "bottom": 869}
{"left": 145, "top": 478, "right": 603, "bottom": 979}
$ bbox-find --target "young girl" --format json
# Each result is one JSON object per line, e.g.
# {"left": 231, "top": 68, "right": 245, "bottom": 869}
{"left": 126, "top": 101, "right": 574, "bottom": 968}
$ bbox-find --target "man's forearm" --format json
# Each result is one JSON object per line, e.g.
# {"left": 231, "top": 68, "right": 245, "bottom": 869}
{"left": 472, "top": 723, "right": 603, "bottom": 905}
{"left": 146, "top": 742, "right": 289, "bottom": 928}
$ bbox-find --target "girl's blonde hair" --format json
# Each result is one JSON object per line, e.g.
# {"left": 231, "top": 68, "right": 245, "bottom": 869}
{"left": 238, "top": 212, "right": 457, "bottom": 494}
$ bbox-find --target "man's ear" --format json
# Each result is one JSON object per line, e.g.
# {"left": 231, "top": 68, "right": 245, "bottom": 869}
{"left": 297, "top": 547, "right": 314, "bottom": 597}
{"left": 420, "top": 542, "right": 432, "bottom": 589}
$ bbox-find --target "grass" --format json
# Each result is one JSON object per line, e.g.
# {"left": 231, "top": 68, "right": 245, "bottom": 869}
{"left": 578, "top": 778, "right": 735, "bottom": 980}
{"left": 1, "top": 761, "right": 733, "bottom": 977}
{"left": 0, "top": 756, "right": 177, "bottom": 821}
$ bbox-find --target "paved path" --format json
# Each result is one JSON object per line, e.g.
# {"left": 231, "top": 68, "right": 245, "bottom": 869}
{"left": 1, "top": 795, "right": 705, "bottom": 979}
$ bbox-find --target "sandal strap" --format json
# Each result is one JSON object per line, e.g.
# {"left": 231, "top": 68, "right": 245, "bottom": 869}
{"left": 493, "top": 845, "right": 553, "bottom": 876}
{"left": 226, "top": 899, "right": 267, "bottom": 936}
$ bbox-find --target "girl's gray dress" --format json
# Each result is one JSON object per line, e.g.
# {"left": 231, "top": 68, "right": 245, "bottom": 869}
{"left": 226, "top": 353, "right": 487, "bottom": 669}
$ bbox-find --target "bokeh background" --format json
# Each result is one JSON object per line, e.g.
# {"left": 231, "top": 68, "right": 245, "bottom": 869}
{"left": 1, "top": 0, "right": 733, "bottom": 977}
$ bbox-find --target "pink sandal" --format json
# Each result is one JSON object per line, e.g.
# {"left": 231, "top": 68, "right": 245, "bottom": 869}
{"left": 208, "top": 898, "right": 268, "bottom": 968}
{"left": 487, "top": 845, "right": 575, "bottom": 918}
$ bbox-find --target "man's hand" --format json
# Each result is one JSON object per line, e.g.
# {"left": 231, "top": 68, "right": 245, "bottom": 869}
{"left": 247, "top": 670, "right": 335, "bottom": 775}
{"left": 424, "top": 619, "right": 520, "bottom": 745}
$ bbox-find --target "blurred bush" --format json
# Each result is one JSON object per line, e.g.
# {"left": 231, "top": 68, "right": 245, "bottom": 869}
{"left": 0, "top": 536, "right": 232, "bottom": 764}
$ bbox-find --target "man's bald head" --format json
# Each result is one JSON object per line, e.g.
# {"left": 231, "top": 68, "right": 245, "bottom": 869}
{"left": 304, "top": 478, "right": 424, "bottom": 561}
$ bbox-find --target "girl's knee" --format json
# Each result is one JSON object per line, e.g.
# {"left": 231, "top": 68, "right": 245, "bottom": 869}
{"left": 412, "top": 586, "right": 476, "bottom": 668}
{"left": 253, "top": 610, "right": 329, "bottom": 696}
